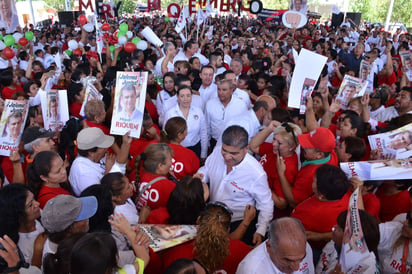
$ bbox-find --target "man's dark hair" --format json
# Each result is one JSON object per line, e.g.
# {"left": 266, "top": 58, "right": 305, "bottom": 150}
{"left": 222, "top": 126, "right": 248, "bottom": 149}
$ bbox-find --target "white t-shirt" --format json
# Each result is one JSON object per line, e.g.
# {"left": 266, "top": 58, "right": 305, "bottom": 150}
{"left": 236, "top": 241, "right": 314, "bottom": 274}
{"left": 18, "top": 220, "right": 45, "bottom": 263}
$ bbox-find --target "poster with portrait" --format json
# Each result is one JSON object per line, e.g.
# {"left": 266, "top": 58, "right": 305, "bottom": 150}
{"left": 110, "top": 71, "right": 147, "bottom": 138}
{"left": 299, "top": 78, "right": 316, "bottom": 114}
{"left": 40, "top": 90, "right": 69, "bottom": 132}
{"left": 368, "top": 123, "right": 412, "bottom": 160}
{"left": 339, "top": 188, "right": 377, "bottom": 273}
{"left": 138, "top": 225, "right": 198, "bottom": 252}
{"left": 335, "top": 75, "right": 368, "bottom": 110}
{"left": 359, "top": 60, "right": 374, "bottom": 93}
{"left": 400, "top": 51, "right": 412, "bottom": 81}
{"left": 80, "top": 82, "right": 103, "bottom": 117}
{"left": 0, "top": 100, "right": 28, "bottom": 156}
{"left": 289, "top": 0, "right": 307, "bottom": 14}
{"left": 340, "top": 159, "right": 412, "bottom": 181}
{"left": 288, "top": 48, "right": 327, "bottom": 109}
{"left": 0, "top": 0, "right": 20, "bottom": 33}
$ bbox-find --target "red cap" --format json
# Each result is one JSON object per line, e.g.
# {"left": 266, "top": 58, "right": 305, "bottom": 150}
{"left": 298, "top": 127, "right": 335, "bottom": 153}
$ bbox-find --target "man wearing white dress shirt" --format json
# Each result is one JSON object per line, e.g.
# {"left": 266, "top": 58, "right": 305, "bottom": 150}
{"left": 205, "top": 80, "right": 248, "bottom": 150}
{"left": 237, "top": 217, "right": 314, "bottom": 274}
{"left": 224, "top": 70, "right": 251, "bottom": 109}
{"left": 199, "top": 65, "right": 218, "bottom": 103}
{"left": 198, "top": 126, "right": 273, "bottom": 246}
{"left": 173, "top": 40, "right": 209, "bottom": 65}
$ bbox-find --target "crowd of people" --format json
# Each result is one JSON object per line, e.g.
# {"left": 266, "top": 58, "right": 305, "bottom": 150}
{"left": 0, "top": 10, "right": 412, "bottom": 274}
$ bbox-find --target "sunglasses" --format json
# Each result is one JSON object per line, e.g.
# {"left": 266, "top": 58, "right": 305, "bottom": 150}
{"left": 206, "top": 201, "right": 233, "bottom": 216}
{"left": 281, "top": 122, "right": 297, "bottom": 145}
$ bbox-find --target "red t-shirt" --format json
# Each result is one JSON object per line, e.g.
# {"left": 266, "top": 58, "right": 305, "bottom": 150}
{"left": 378, "top": 71, "right": 397, "bottom": 87}
{"left": 292, "top": 151, "right": 339, "bottom": 205}
{"left": 161, "top": 239, "right": 252, "bottom": 274}
{"left": 37, "top": 185, "right": 71, "bottom": 209}
{"left": 127, "top": 139, "right": 158, "bottom": 184}
{"left": 69, "top": 102, "right": 82, "bottom": 118}
{"left": 146, "top": 206, "right": 170, "bottom": 225}
{"left": 168, "top": 143, "right": 200, "bottom": 180}
{"left": 376, "top": 183, "right": 412, "bottom": 222}
{"left": 363, "top": 192, "right": 381, "bottom": 220}
{"left": 85, "top": 120, "right": 110, "bottom": 135}
{"left": 135, "top": 171, "right": 176, "bottom": 211}
{"left": 1, "top": 85, "right": 24, "bottom": 100}
{"left": 258, "top": 143, "right": 298, "bottom": 198}
{"left": 291, "top": 192, "right": 351, "bottom": 249}
{"left": 0, "top": 155, "right": 28, "bottom": 184}
{"left": 145, "top": 101, "right": 159, "bottom": 125}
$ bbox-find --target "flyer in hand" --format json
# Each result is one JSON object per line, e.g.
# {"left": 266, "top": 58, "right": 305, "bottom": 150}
{"left": 110, "top": 71, "right": 148, "bottom": 138}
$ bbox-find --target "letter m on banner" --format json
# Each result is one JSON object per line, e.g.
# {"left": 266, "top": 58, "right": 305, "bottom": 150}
{"left": 79, "top": 0, "right": 94, "bottom": 12}
{"left": 148, "top": 0, "right": 161, "bottom": 11}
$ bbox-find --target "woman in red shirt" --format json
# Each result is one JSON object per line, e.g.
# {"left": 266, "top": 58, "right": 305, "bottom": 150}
{"left": 0, "top": 68, "right": 23, "bottom": 100}
{"left": 27, "top": 151, "right": 71, "bottom": 209}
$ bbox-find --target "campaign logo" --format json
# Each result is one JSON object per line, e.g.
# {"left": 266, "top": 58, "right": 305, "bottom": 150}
{"left": 193, "top": 114, "right": 199, "bottom": 120}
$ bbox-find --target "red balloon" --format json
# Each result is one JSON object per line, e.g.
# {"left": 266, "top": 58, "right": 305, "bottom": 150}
{"left": 124, "top": 42, "right": 136, "bottom": 53}
{"left": 73, "top": 48, "right": 82, "bottom": 56}
{"left": 3, "top": 47, "right": 15, "bottom": 60}
{"left": 101, "top": 23, "right": 110, "bottom": 31}
{"left": 18, "top": 37, "right": 28, "bottom": 46}
{"left": 78, "top": 14, "right": 87, "bottom": 26}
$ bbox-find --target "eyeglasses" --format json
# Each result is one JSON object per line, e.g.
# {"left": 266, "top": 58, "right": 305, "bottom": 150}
{"left": 206, "top": 201, "right": 233, "bottom": 216}
{"left": 281, "top": 122, "right": 297, "bottom": 145}
{"left": 365, "top": 56, "right": 371, "bottom": 60}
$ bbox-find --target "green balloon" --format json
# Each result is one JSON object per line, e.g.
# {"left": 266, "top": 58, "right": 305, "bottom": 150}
{"left": 4, "top": 35, "right": 14, "bottom": 47}
{"left": 25, "top": 31, "right": 34, "bottom": 41}
{"left": 109, "top": 45, "right": 115, "bottom": 53}
{"left": 119, "top": 23, "right": 128, "bottom": 33}
{"left": 132, "top": 37, "right": 141, "bottom": 45}
{"left": 116, "top": 31, "right": 126, "bottom": 38}
{"left": 165, "top": 17, "right": 170, "bottom": 22}
{"left": 64, "top": 49, "right": 72, "bottom": 56}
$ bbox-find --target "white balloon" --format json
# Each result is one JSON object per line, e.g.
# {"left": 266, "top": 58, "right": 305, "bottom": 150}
{"left": 13, "top": 32, "right": 23, "bottom": 42}
{"left": 83, "top": 23, "right": 94, "bottom": 33}
{"left": 126, "top": 31, "right": 133, "bottom": 39}
{"left": 118, "top": 36, "right": 127, "bottom": 45}
{"left": 136, "top": 40, "right": 148, "bottom": 50}
{"left": 68, "top": 40, "right": 78, "bottom": 51}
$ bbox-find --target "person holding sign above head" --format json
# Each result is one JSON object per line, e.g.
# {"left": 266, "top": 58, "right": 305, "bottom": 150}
{"left": 117, "top": 83, "right": 143, "bottom": 121}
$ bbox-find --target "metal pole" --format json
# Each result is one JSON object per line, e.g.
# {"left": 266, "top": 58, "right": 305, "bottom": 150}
{"left": 384, "top": 0, "right": 395, "bottom": 31}
{"left": 29, "top": 0, "right": 36, "bottom": 26}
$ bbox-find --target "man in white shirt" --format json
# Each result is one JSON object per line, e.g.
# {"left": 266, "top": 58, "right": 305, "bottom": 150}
{"left": 173, "top": 40, "right": 209, "bottom": 65}
{"left": 155, "top": 42, "right": 176, "bottom": 77}
{"left": 205, "top": 80, "right": 248, "bottom": 149}
{"left": 224, "top": 70, "right": 251, "bottom": 109}
{"left": 237, "top": 217, "right": 314, "bottom": 274}
{"left": 199, "top": 65, "right": 218, "bottom": 103}
{"left": 375, "top": 87, "right": 412, "bottom": 123}
{"left": 230, "top": 58, "right": 243, "bottom": 79}
{"left": 197, "top": 126, "right": 273, "bottom": 246}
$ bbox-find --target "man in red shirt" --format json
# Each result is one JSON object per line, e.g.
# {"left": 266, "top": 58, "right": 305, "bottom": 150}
{"left": 277, "top": 127, "right": 338, "bottom": 208}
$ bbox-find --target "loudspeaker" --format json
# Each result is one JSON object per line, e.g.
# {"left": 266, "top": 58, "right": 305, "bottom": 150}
{"left": 346, "top": 12, "right": 362, "bottom": 27}
{"left": 331, "top": 12, "right": 344, "bottom": 29}
{"left": 58, "top": 11, "right": 83, "bottom": 26}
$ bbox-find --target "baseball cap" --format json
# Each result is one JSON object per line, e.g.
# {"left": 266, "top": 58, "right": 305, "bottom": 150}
{"left": 41, "top": 195, "right": 98, "bottom": 233}
{"left": 298, "top": 127, "right": 335, "bottom": 153}
{"left": 77, "top": 127, "right": 114, "bottom": 150}
{"left": 22, "top": 126, "right": 55, "bottom": 145}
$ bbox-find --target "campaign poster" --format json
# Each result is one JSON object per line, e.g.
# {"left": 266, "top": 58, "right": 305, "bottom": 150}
{"left": 288, "top": 48, "right": 327, "bottom": 109}
{"left": 339, "top": 188, "right": 377, "bottom": 273}
{"left": 340, "top": 159, "right": 412, "bottom": 181}
{"left": 0, "top": 0, "right": 19, "bottom": 33}
{"left": 138, "top": 224, "right": 198, "bottom": 252}
{"left": 0, "top": 100, "right": 28, "bottom": 156}
{"left": 359, "top": 60, "right": 374, "bottom": 93}
{"left": 335, "top": 75, "right": 368, "bottom": 110}
{"left": 40, "top": 90, "right": 69, "bottom": 132}
{"left": 368, "top": 123, "right": 412, "bottom": 160}
{"left": 289, "top": 0, "right": 307, "bottom": 14}
{"left": 400, "top": 51, "right": 412, "bottom": 81}
{"left": 110, "top": 71, "right": 147, "bottom": 138}
{"left": 299, "top": 78, "right": 317, "bottom": 114}
{"left": 80, "top": 82, "right": 103, "bottom": 117}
